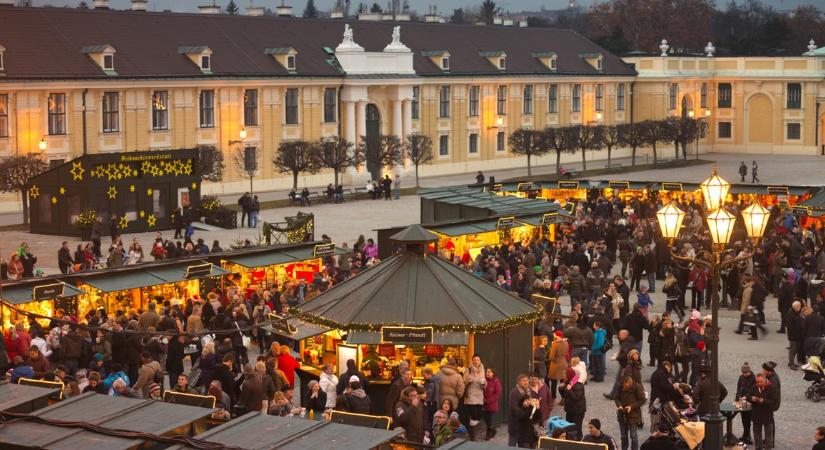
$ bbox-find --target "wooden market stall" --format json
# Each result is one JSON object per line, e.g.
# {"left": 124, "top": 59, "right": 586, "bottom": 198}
{"left": 293, "top": 225, "right": 540, "bottom": 422}
{"left": 75, "top": 261, "right": 227, "bottom": 316}
{"left": 0, "top": 280, "right": 85, "bottom": 329}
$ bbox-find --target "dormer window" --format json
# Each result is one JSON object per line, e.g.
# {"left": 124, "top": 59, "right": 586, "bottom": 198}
{"left": 596, "top": 58, "right": 603, "bottom": 71}
{"left": 0, "top": 44, "right": 5, "bottom": 73}
{"left": 423, "top": 50, "right": 450, "bottom": 72}
{"left": 550, "top": 57, "right": 557, "bottom": 71}
{"left": 578, "top": 52, "right": 604, "bottom": 71}
{"left": 441, "top": 56, "right": 450, "bottom": 70}
{"left": 178, "top": 46, "right": 214, "bottom": 74}
{"left": 103, "top": 54, "right": 114, "bottom": 71}
{"left": 532, "top": 52, "right": 557, "bottom": 72}
{"left": 265, "top": 47, "right": 298, "bottom": 73}
{"left": 480, "top": 51, "right": 507, "bottom": 71}
{"left": 81, "top": 44, "right": 117, "bottom": 76}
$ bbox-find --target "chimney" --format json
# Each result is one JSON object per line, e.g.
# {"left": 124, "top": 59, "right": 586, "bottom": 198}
{"left": 0, "top": 0, "right": 15, "bottom": 6}
{"left": 330, "top": 9, "right": 344, "bottom": 18}
{"left": 276, "top": 1, "right": 293, "bottom": 17}
{"left": 198, "top": 4, "right": 221, "bottom": 14}
{"left": 518, "top": 19, "right": 528, "bottom": 27}
{"left": 93, "top": 0, "right": 110, "bottom": 9}
{"left": 246, "top": 6, "right": 265, "bottom": 16}
{"left": 502, "top": 18, "right": 514, "bottom": 26}
{"left": 131, "top": 0, "right": 148, "bottom": 11}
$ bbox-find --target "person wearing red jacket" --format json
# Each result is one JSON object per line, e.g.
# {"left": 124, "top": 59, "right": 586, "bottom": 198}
{"left": 276, "top": 345, "right": 301, "bottom": 388}
{"left": 482, "top": 367, "right": 502, "bottom": 440}
{"left": 688, "top": 266, "right": 708, "bottom": 311}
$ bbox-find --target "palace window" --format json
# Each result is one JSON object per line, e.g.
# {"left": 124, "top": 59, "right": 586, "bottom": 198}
{"left": 572, "top": 84, "right": 582, "bottom": 112}
{"left": 700, "top": 83, "right": 708, "bottom": 108}
{"left": 244, "top": 89, "right": 258, "bottom": 127}
{"left": 617, "top": 84, "right": 625, "bottom": 111}
{"left": 595, "top": 84, "right": 604, "bottom": 112}
{"left": 323, "top": 88, "right": 337, "bottom": 123}
{"left": 787, "top": 83, "right": 801, "bottom": 109}
{"left": 439, "top": 134, "right": 449, "bottom": 156}
{"left": 411, "top": 86, "right": 420, "bottom": 119}
{"left": 468, "top": 133, "right": 478, "bottom": 154}
{"left": 717, "top": 83, "right": 732, "bottom": 108}
{"left": 718, "top": 121, "right": 732, "bottom": 139}
{"left": 497, "top": 131, "right": 506, "bottom": 152}
{"left": 152, "top": 91, "right": 168, "bottom": 131}
{"left": 48, "top": 93, "right": 66, "bottom": 135}
{"left": 497, "top": 86, "right": 507, "bottom": 115}
{"left": 787, "top": 123, "right": 801, "bottom": 140}
{"left": 199, "top": 90, "right": 214, "bottom": 128}
{"left": 0, "top": 94, "right": 8, "bottom": 138}
{"left": 523, "top": 85, "right": 534, "bottom": 115}
{"left": 469, "top": 86, "right": 480, "bottom": 117}
{"left": 548, "top": 84, "right": 558, "bottom": 113}
{"left": 102, "top": 92, "right": 119, "bottom": 133}
{"left": 439, "top": 86, "right": 451, "bottom": 118}
{"left": 285, "top": 88, "right": 299, "bottom": 125}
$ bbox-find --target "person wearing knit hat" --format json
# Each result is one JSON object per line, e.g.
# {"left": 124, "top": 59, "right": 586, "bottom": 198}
{"left": 736, "top": 362, "right": 756, "bottom": 445}
{"left": 583, "top": 418, "right": 618, "bottom": 449}
{"left": 148, "top": 383, "right": 161, "bottom": 400}
{"left": 741, "top": 362, "right": 752, "bottom": 374}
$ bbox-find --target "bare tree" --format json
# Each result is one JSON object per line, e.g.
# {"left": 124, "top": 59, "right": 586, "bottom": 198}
{"left": 0, "top": 154, "right": 48, "bottom": 225}
{"left": 600, "top": 125, "right": 621, "bottom": 167}
{"left": 273, "top": 140, "right": 322, "bottom": 190}
{"left": 318, "top": 137, "right": 361, "bottom": 186}
{"left": 198, "top": 145, "right": 225, "bottom": 182}
{"left": 545, "top": 126, "right": 574, "bottom": 175}
{"left": 359, "top": 134, "right": 404, "bottom": 180}
{"left": 405, "top": 133, "right": 433, "bottom": 188}
{"left": 671, "top": 116, "right": 701, "bottom": 159}
{"left": 617, "top": 122, "right": 646, "bottom": 167}
{"left": 641, "top": 119, "right": 674, "bottom": 164}
{"left": 508, "top": 128, "right": 549, "bottom": 176}
{"left": 567, "top": 124, "right": 603, "bottom": 171}
{"left": 232, "top": 145, "right": 260, "bottom": 193}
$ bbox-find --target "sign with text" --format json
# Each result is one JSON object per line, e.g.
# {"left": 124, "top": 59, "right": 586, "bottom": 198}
{"left": 518, "top": 182, "right": 537, "bottom": 192}
{"left": 381, "top": 326, "right": 433, "bottom": 344}
{"left": 497, "top": 216, "right": 517, "bottom": 229}
{"left": 184, "top": 263, "right": 213, "bottom": 279}
{"left": 33, "top": 283, "right": 65, "bottom": 301}
{"left": 557, "top": 181, "right": 579, "bottom": 190}
{"left": 767, "top": 186, "right": 789, "bottom": 195}
{"left": 313, "top": 243, "right": 336, "bottom": 257}
{"left": 378, "top": 344, "right": 396, "bottom": 357}
{"left": 609, "top": 181, "right": 630, "bottom": 189}
{"left": 267, "top": 313, "right": 297, "bottom": 335}
{"left": 541, "top": 213, "right": 560, "bottom": 225}
{"left": 661, "top": 182, "right": 683, "bottom": 192}
{"left": 490, "top": 183, "right": 503, "bottom": 192}
{"left": 792, "top": 206, "right": 809, "bottom": 216}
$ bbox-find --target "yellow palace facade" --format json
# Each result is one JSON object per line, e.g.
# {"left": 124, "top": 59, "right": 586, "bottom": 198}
{"left": 0, "top": 5, "right": 824, "bottom": 213}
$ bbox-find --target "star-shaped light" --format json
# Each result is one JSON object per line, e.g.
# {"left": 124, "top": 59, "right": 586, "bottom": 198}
{"left": 51, "top": 196, "right": 57, "bottom": 204}
{"left": 146, "top": 214, "right": 157, "bottom": 227}
{"left": 129, "top": 185, "right": 135, "bottom": 193}
{"left": 191, "top": 182, "right": 198, "bottom": 190}
{"left": 70, "top": 161, "right": 85, "bottom": 181}
{"left": 118, "top": 215, "right": 129, "bottom": 229}
{"left": 59, "top": 187, "right": 66, "bottom": 195}
{"left": 132, "top": 169, "right": 139, "bottom": 177}
{"left": 107, "top": 186, "right": 118, "bottom": 199}
{"left": 182, "top": 163, "right": 192, "bottom": 176}
{"left": 29, "top": 186, "right": 40, "bottom": 199}
{"left": 139, "top": 210, "right": 146, "bottom": 218}
{"left": 147, "top": 188, "right": 153, "bottom": 196}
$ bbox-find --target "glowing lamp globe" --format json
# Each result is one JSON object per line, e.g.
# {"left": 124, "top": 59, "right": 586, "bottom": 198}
{"left": 741, "top": 203, "right": 770, "bottom": 239}
{"left": 657, "top": 203, "right": 686, "bottom": 240}
{"left": 706, "top": 208, "right": 735, "bottom": 245}
{"left": 700, "top": 169, "right": 730, "bottom": 211}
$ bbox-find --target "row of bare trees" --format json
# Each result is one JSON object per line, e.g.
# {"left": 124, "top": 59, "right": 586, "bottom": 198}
{"left": 266, "top": 133, "right": 436, "bottom": 190}
{"left": 508, "top": 117, "right": 708, "bottom": 175}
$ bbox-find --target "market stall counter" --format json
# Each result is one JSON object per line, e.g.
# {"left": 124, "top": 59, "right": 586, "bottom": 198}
{"left": 0, "top": 280, "right": 85, "bottom": 329}
{"left": 293, "top": 224, "right": 540, "bottom": 422}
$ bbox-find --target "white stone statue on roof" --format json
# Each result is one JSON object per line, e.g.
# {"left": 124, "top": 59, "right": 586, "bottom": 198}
{"left": 384, "top": 25, "right": 411, "bottom": 53}
{"left": 336, "top": 24, "right": 365, "bottom": 52}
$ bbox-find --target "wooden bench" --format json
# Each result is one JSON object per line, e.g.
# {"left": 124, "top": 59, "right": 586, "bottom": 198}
{"left": 353, "top": 187, "right": 370, "bottom": 198}
{"left": 310, "top": 191, "right": 326, "bottom": 204}
{"left": 605, "top": 162, "right": 624, "bottom": 172}
{"left": 562, "top": 169, "right": 577, "bottom": 179}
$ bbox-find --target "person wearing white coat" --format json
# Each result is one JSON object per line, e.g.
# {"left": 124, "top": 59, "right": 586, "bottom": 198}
{"left": 319, "top": 363, "right": 339, "bottom": 410}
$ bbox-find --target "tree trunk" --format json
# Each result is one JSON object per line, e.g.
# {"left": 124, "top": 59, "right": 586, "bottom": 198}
{"left": 556, "top": 151, "right": 561, "bottom": 175}
{"left": 249, "top": 176, "right": 254, "bottom": 194}
{"left": 292, "top": 172, "right": 299, "bottom": 190}
{"left": 631, "top": 146, "right": 637, "bottom": 166}
{"left": 415, "top": 164, "right": 420, "bottom": 188}
{"left": 527, "top": 154, "right": 532, "bottom": 176}
{"left": 334, "top": 168, "right": 339, "bottom": 187}
{"left": 581, "top": 146, "right": 587, "bottom": 171}
{"left": 652, "top": 143, "right": 658, "bottom": 164}
{"left": 21, "top": 191, "right": 29, "bottom": 226}
{"left": 607, "top": 147, "right": 612, "bottom": 167}
{"left": 675, "top": 142, "right": 680, "bottom": 159}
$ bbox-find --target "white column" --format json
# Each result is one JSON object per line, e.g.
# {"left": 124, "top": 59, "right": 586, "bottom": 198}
{"left": 402, "top": 99, "right": 412, "bottom": 140}
{"left": 356, "top": 101, "right": 367, "bottom": 145}
{"left": 344, "top": 101, "right": 356, "bottom": 144}
{"left": 392, "top": 100, "right": 403, "bottom": 138}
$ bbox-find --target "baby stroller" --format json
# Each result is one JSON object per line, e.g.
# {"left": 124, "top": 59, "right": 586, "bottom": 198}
{"left": 803, "top": 356, "right": 825, "bottom": 402}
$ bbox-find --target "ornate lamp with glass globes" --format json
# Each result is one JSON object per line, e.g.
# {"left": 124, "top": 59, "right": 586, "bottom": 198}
{"left": 656, "top": 169, "right": 769, "bottom": 450}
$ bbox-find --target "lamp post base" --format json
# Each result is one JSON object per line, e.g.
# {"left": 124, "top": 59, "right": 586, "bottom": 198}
{"left": 702, "top": 412, "right": 725, "bottom": 450}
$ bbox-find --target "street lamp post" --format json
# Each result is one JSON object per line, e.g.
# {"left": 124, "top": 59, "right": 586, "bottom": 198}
{"left": 656, "top": 169, "right": 769, "bottom": 450}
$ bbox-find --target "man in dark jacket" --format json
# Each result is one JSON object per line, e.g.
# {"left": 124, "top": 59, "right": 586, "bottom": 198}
{"left": 336, "top": 358, "right": 368, "bottom": 395}
{"left": 237, "top": 192, "right": 251, "bottom": 227}
{"left": 583, "top": 419, "right": 617, "bottom": 450}
{"left": 615, "top": 376, "right": 646, "bottom": 450}
{"left": 394, "top": 386, "right": 424, "bottom": 443}
{"left": 560, "top": 368, "right": 587, "bottom": 440}
{"left": 813, "top": 426, "right": 825, "bottom": 450}
{"left": 695, "top": 366, "right": 728, "bottom": 417}
{"left": 386, "top": 367, "right": 413, "bottom": 419}
{"left": 749, "top": 373, "right": 778, "bottom": 450}
{"left": 641, "top": 424, "right": 679, "bottom": 450}
{"left": 606, "top": 330, "right": 636, "bottom": 400}
{"left": 58, "top": 242, "right": 74, "bottom": 274}
{"left": 650, "top": 361, "right": 680, "bottom": 429}
{"left": 214, "top": 353, "right": 238, "bottom": 408}
{"left": 61, "top": 326, "right": 84, "bottom": 372}
{"left": 507, "top": 374, "right": 539, "bottom": 448}
{"left": 777, "top": 278, "right": 794, "bottom": 333}
{"left": 623, "top": 304, "right": 649, "bottom": 354}
{"left": 787, "top": 301, "right": 805, "bottom": 369}
{"left": 737, "top": 363, "right": 757, "bottom": 445}
{"left": 166, "top": 335, "right": 186, "bottom": 389}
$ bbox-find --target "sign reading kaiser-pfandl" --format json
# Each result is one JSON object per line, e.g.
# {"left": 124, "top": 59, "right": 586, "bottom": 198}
{"left": 381, "top": 326, "right": 434, "bottom": 344}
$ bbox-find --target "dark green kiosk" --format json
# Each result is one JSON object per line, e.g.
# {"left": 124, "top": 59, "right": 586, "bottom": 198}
{"left": 294, "top": 224, "right": 540, "bottom": 424}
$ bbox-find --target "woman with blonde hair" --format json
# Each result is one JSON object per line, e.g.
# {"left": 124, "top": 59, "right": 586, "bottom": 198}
{"left": 199, "top": 340, "right": 217, "bottom": 387}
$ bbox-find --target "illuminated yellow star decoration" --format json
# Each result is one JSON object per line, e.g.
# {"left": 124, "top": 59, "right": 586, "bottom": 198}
{"left": 107, "top": 186, "right": 118, "bottom": 199}
{"left": 129, "top": 185, "right": 135, "bottom": 193}
{"left": 146, "top": 214, "right": 157, "bottom": 227}
{"left": 70, "top": 161, "right": 85, "bottom": 181}
{"left": 51, "top": 196, "right": 58, "bottom": 204}
{"left": 29, "top": 186, "right": 40, "bottom": 199}
{"left": 146, "top": 188, "right": 153, "bottom": 196}
{"left": 59, "top": 187, "right": 66, "bottom": 195}
{"left": 118, "top": 215, "right": 129, "bottom": 229}
{"left": 191, "top": 182, "right": 198, "bottom": 190}
{"left": 139, "top": 210, "right": 145, "bottom": 218}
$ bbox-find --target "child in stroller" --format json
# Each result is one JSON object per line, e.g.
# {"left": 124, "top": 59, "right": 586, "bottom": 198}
{"left": 803, "top": 355, "right": 825, "bottom": 402}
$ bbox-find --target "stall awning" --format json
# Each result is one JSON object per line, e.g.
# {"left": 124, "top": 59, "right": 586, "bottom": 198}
{"left": 147, "top": 261, "right": 229, "bottom": 283}
{"left": 427, "top": 220, "right": 500, "bottom": 237}
{"left": 82, "top": 270, "right": 167, "bottom": 292}
{"left": 263, "top": 318, "right": 330, "bottom": 341}
{"left": 0, "top": 282, "right": 85, "bottom": 305}
{"left": 346, "top": 330, "right": 470, "bottom": 345}
{"left": 517, "top": 210, "right": 574, "bottom": 226}
{"left": 226, "top": 246, "right": 347, "bottom": 269}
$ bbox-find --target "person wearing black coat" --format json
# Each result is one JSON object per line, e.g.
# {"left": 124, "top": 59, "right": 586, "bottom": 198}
{"left": 506, "top": 375, "right": 540, "bottom": 448}
{"left": 623, "top": 305, "right": 649, "bottom": 351}
{"left": 166, "top": 335, "right": 186, "bottom": 390}
{"left": 803, "top": 308, "right": 825, "bottom": 357}
{"left": 19, "top": 250, "right": 37, "bottom": 278}
{"left": 560, "top": 372, "right": 587, "bottom": 441}
{"left": 736, "top": 363, "right": 757, "bottom": 445}
{"left": 694, "top": 368, "right": 728, "bottom": 417}
{"left": 58, "top": 242, "right": 74, "bottom": 274}
{"left": 214, "top": 354, "right": 238, "bottom": 408}
{"left": 650, "top": 361, "right": 679, "bottom": 406}
{"left": 786, "top": 302, "right": 805, "bottom": 369}
{"left": 336, "top": 359, "right": 368, "bottom": 395}
{"left": 748, "top": 374, "right": 778, "bottom": 450}
{"left": 777, "top": 278, "right": 795, "bottom": 333}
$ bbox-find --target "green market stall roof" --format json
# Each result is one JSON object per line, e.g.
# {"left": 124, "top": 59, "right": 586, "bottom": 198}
{"left": 419, "top": 185, "right": 562, "bottom": 217}
{"left": 0, "top": 384, "right": 59, "bottom": 414}
{"left": 0, "top": 282, "right": 84, "bottom": 305}
{"left": 168, "top": 412, "right": 403, "bottom": 450}
{"left": 146, "top": 261, "right": 229, "bottom": 283}
{"left": 799, "top": 188, "right": 825, "bottom": 211}
{"left": 80, "top": 261, "right": 226, "bottom": 292}
{"left": 295, "top": 227, "right": 541, "bottom": 333}
{"left": 225, "top": 245, "right": 349, "bottom": 269}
